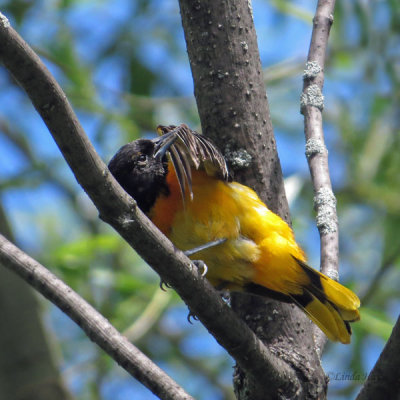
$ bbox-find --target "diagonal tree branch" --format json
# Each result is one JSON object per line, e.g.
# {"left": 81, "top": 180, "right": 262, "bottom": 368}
{"left": 356, "top": 315, "right": 400, "bottom": 400}
{"left": 0, "top": 234, "right": 193, "bottom": 400}
{"left": 300, "top": 0, "right": 339, "bottom": 354}
{"left": 0, "top": 11, "right": 300, "bottom": 395}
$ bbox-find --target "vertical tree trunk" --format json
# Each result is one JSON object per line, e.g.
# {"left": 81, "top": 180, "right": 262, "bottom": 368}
{"left": 178, "top": 1, "right": 327, "bottom": 398}
{"left": 0, "top": 203, "right": 72, "bottom": 400}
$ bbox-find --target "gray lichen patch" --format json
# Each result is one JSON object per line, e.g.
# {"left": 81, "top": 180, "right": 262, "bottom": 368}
{"left": 314, "top": 187, "right": 336, "bottom": 209}
{"left": 0, "top": 12, "right": 10, "bottom": 28}
{"left": 316, "top": 208, "right": 337, "bottom": 235}
{"left": 303, "top": 61, "right": 321, "bottom": 79}
{"left": 314, "top": 188, "right": 337, "bottom": 234}
{"left": 300, "top": 84, "right": 324, "bottom": 111}
{"left": 305, "top": 138, "right": 327, "bottom": 158}
{"left": 224, "top": 145, "right": 252, "bottom": 169}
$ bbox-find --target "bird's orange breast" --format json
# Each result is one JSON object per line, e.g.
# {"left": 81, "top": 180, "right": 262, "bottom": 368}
{"left": 148, "top": 164, "right": 183, "bottom": 235}
{"left": 149, "top": 163, "right": 236, "bottom": 238}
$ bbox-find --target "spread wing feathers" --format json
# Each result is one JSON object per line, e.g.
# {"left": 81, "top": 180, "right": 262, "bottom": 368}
{"left": 169, "top": 144, "right": 193, "bottom": 201}
{"left": 290, "top": 257, "right": 360, "bottom": 343}
{"left": 157, "top": 124, "right": 229, "bottom": 200}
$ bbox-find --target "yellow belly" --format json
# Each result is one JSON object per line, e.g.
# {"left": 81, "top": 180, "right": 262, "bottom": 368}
{"left": 150, "top": 169, "right": 307, "bottom": 292}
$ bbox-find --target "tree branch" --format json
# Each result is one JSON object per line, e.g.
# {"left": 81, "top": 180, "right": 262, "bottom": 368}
{"left": 356, "top": 315, "right": 400, "bottom": 400}
{"left": 300, "top": 0, "right": 338, "bottom": 353}
{"left": 0, "top": 11, "right": 300, "bottom": 395}
{"left": 0, "top": 234, "right": 192, "bottom": 400}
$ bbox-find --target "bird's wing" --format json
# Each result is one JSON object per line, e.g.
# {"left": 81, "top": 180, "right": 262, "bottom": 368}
{"left": 157, "top": 124, "right": 229, "bottom": 200}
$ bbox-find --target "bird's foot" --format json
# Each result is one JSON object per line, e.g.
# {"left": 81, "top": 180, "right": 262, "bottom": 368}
{"left": 159, "top": 279, "right": 172, "bottom": 291}
{"left": 187, "top": 310, "right": 199, "bottom": 324}
{"left": 191, "top": 259, "right": 208, "bottom": 277}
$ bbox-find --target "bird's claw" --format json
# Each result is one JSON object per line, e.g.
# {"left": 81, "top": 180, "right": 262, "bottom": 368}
{"left": 187, "top": 310, "right": 199, "bottom": 324}
{"left": 191, "top": 260, "right": 208, "bottom": 277}
{"left": 159, "top": 279, "right": 172, "bottom": 291}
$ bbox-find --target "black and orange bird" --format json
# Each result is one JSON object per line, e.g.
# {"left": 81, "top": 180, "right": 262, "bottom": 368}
{"left": 108, "top": 124, "right": 360, "bottom": 344}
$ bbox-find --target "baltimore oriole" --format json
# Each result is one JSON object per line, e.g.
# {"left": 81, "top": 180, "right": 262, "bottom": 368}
{"left": 108, "top": 124, "right": 360, "bottom": 344}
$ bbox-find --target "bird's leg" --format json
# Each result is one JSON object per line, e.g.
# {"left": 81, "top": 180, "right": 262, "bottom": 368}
{"left": 184, "top": 239, "right": 227, "bottom": 321}
{"left": 184, "top": 238, "right": 227, "bottom": 278}
{"left": 183, "top": 238, "right": 227, "bottom": 256}
{"left": 160, "top": 239, "right": 226, "bottom": 291}
{"left": 183, "top": 239, "right": 227, "bottom": 321}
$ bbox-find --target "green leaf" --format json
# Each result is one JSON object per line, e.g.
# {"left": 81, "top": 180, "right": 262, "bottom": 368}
{"left": 356, "top": 307, "right": 394, "bottom": 340}
{"left": 52, "top": 234, "right": 120, "bottom": 262}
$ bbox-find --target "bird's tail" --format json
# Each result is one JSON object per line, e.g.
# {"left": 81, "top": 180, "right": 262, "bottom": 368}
{"left": 289, "top": 258, "right": 360, "bottom": 344}
{"left": 248, "top": 257, "right": 360, "bottom": 344}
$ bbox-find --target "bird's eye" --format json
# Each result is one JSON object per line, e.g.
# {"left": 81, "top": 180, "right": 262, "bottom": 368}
{"left": 137, "top": 154, "right": 147, "bottom": 163}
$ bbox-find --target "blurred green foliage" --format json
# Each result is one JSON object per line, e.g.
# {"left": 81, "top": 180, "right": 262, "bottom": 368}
{"left": 0, "top": 1, "right": 399, "bottom": 399}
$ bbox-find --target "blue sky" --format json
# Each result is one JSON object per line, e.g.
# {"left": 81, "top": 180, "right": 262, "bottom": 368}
{"left": 0, "top": 1, "right": 393, "bottom": 399}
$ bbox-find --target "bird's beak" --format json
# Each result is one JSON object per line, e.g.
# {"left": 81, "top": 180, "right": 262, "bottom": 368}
{"left": 153, "top": 131, "right": 178, "bottom": 160}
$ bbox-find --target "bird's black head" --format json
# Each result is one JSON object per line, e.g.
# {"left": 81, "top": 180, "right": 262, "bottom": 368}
{"left": 108, "top": 139, "right": 170, "bottom": 213}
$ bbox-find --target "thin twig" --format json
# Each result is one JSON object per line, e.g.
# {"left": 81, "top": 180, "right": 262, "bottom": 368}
{"left": 0, "top": 12, "right": 301, "bottom": 395}
{"left": 300, "top": 0, "right": 338, "bottom": 354}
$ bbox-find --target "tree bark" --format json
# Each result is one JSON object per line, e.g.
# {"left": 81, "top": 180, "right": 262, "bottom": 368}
{"left": 178, "top": 0, "right": 327, "bottom": 398}
{"left": 356, "top": 316, "right": 400, "bottom": 400}
{"left": 0, "top": 203, "right": 72, "bottom": 400}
